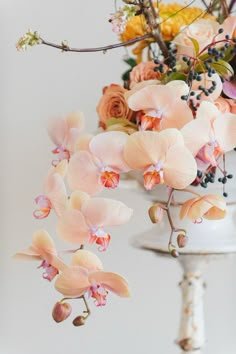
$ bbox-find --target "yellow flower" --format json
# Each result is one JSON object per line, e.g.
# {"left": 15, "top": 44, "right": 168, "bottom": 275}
{"left": 159, "top": 3, "right": 215, "bottom": 41}
{"left": 120, "top": 2, "right": 215, "bottom": 61}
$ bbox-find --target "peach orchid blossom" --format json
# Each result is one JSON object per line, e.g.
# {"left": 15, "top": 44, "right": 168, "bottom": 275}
{"left": 181, "top": 101, "right": 236, "bottom": 169}
{"left": 67, "top": 131, "right": 130, "bottom": 195}
{"left": 123, "top": 129, "right": 197, "bottom": 190}
{"left": 180, "top": 194, "right": 226, "bottom": 223}
{"left": 126, "top": 81, "right": 193, "bottom": 131}
{"left": 48, "top": 111, "right": 85, "bottom": 166}
{"left": 14, "top": 229, "right": 66, "bottom": 281}
{"left": 57, "top": 191, "right": 133, "bottom": 251}
{"left": 33, "top": 161, "right": 68, "bottom": 219}
{"left": 55, "top": 250, "right": 130, "bottom": 306}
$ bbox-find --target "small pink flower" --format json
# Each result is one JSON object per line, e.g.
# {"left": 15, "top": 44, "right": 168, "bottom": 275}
{"left": 48, "top": 111, "right": 85, "bottom": 166}
{"left": 57, "top": 191, "right": 133, "bottom": 251}
{"left": 109, "top": 9, "right": 127, "bottom": 34}
{"left": 67, "top": 131, "right": 130, "bottom": 195}
{"left": 14, "top": 229, "right": 66, "bottom": 281}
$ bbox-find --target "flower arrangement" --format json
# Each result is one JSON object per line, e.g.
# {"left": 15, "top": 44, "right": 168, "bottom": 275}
{"left": 15, "top": 0, "right": 236, "bottom": 327}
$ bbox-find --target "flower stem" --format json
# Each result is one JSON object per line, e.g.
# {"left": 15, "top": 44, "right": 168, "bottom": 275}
{"left": 41, "top": 34, "right": 152, "bottom": 53}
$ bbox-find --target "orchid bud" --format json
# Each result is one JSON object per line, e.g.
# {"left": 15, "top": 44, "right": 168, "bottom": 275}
{"left": 171, "top": 249, "right": 179, "bottom": 258}
{"left": 73, "top": 315, "right": 86, "bottom": 327}
{"left": 148, "top": 203, "right": 164, "bottom": 223}
{"left": 52, "top": 301, "right": 72, "bottom": 323}
{"left": 177, "top": 233, "right": 188, "bottom": 248}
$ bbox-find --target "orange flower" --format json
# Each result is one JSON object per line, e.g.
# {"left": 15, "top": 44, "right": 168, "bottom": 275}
{"left": 180, "top": 194, "right": 226, "bottom": 222}
{"left": 129, "top": 61, "right": 166, "bottom": 88}
{"left": 96, "top": 84, "right": 133, "bottom": 124}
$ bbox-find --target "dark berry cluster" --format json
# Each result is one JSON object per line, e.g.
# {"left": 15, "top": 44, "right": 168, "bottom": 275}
{"left": 197, "top": 171, "right": 215, "bottom": 188}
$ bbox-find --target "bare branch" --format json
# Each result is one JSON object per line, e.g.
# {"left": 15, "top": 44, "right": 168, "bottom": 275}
{"left": 41, "top": 33, "right": 152, "bottom": 53}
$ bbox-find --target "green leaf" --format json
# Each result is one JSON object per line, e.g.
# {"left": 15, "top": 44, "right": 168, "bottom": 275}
{"left": 211, "top": 60, "right": 234, "bottom": 79}
{"left": 105, "top": 117, "right": 137, "bottom": 128}
{"left": 188, "top": 36, "right": 200, "bottom": 56}
{"left": 162, "top": 72, "right": 186, "bottom": 84}
{"left": 123, "top": 57, "right": 137, "bottom": 68}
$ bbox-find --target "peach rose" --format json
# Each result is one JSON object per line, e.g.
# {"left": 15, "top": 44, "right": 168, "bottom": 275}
{"left": 129, "top": 61, "right": 165, "bottom": 89}
{"left": 173, "top": 17, "right": 236, "bottom": 57}
{"left": 96, "top": 84, "right": 133, "bottom": 124}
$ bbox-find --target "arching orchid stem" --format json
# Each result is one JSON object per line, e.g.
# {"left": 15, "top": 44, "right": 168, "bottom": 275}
{"left": 216, "top": 154, "right": 227, "bottom": 176}
{"left": 164, "top": 189, "right": 187, "bottom": 256}
{"left": 41, "top": 34, "right": 152, "bottom": 53}
{"left": 61, "top": 295, "right": 91, "bottom": 318}
{"left": 82, "top": 295, "right": 91, "bottom": 318}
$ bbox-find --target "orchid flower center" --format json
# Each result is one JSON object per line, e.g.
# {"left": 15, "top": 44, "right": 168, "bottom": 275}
{"left": 143, "top": 161, "right": 164, "bottom": 190}
{"left": 89, "top": 227, "right": 111, "bottom": 252}
{"left": 197, "top": 139, "right": 224, "bottom": 167}
{"left": 52, "top": 145, "right": 70, "bottom": 166}
{"left": 38, "top": 260, "right": 58, "bottom": 281}
{"left": 100, "top": 166, "right": 120, "bottom": 189}
{"left": 33, "top": 195, "right": 51, "bottom": 219}
{"left": 147, "top": 108, "right": 165, "bottom": 119}
{"left": 88, "top": 282, "right": 108, "bottom": 306}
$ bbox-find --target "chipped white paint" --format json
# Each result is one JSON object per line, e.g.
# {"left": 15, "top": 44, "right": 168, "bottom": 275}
{"left": 177, "top": 255, "right": 209, "bottom": 353}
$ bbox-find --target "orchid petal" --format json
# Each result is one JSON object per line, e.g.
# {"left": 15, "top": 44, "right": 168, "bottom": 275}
{"left": 44, "top": 173, "right": 67, "bottom": 217}
{"left": 55, "top": 266, "right": 90, "bottom": 298}
{"left": 203, "top": 206, "right": 226, "bottom": 220}
{"left": 66, "top": 111, "right": 85, "bottom": 131}
{"left": 214, "top": 113, "right": 236, "bottom": 152}
{"left": 166, "top": 80, "right": 189, "bottom": 96}
{"left": 196, "top": 101, "right": 220, "bottom": 120}
{"left": 88, "top": 271, "right": 130, "bottom": 297}
{"left": 48, "top": 117, "right": 66, "bottom": 146}
{"left": 71, "top": 250, "right": 103, "bottom": 271}
{"left": 179, "top": 198, "right": 198, "bottom": 220}
{"left": 164, "top": 145, "right": 197, "bottom": 189}
{"left": 160, "top": 100, "right": 193, "bottom": 130}
{"left": 74, "top": 133, "right": 94, "bottom": 152}
{"left": 181, "top": 118, "right": 211, "bottom": 156}
{"left": 124, "top": 129, "right": 184, "bottom": 170}
{"left": 67, "top": 151, "right": 103, "bottom": 195}
{"left": 82, "top": 198, "right": 133, "bottom": 227}
{"left": 127, "top": 85, "right": 172, "bottom": 112}
{"left": 89, "top": 131, "right": 130, "bottom": 172}
{"left": 69, "top": 191, "right": 90, "bottom": 210}
{"left": 57, "top": 210, "right": 89, "bottom": 244}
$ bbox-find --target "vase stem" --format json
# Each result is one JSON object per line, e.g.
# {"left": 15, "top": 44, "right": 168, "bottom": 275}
{"left": 177, "top": 255, "right": 209, "bottom": 353}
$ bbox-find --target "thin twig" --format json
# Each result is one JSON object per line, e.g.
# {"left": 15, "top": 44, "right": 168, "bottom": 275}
{"left": 41, "top": 33, "right": 152, "bottom": 53}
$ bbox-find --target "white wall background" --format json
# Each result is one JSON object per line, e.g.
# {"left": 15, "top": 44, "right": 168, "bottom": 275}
{"left": 1, "top": 1, "right": 236, "bottom": 353}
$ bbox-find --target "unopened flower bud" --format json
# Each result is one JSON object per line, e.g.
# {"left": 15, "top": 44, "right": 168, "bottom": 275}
{"left": 171, "top": 249, "right": 179, "bottom": 258}
{"left": 148, "top": 203, "right": 164, "bottom": 223}
{"left": 73, "top": 315, "right": 86, "bottom": 327}
{"left": 177, "top": 233, "right": 188, "bottom": 248}
{"left": 52, "top": 301, "right": 72, "bottom": 323}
